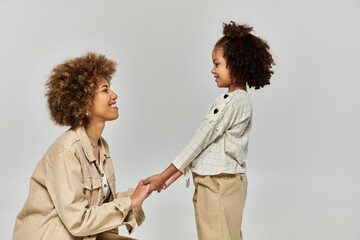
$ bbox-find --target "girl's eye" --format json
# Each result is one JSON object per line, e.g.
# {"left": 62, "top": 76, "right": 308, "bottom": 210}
{"left": 103, "top": 89, "right": 109, "bottom": 93}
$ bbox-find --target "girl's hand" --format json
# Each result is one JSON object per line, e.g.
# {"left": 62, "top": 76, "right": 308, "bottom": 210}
{"left": 130, "top": 181, "right": 151, "bottom": 209}
{"left": 157, "top": 171, "right": 182, "bottom": 193}
{"left": 141, "top": 174, "right": 166, "bottom": 193}
{"left": 142, "top": 164, "right": 181, "bottom": 193}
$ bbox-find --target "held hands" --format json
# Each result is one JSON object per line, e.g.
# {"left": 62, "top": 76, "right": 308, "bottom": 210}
{"left": 149, "top": 171, "right": 183, "bottom": 193}
{"left": 141, "top": 174, "right": 166, "bottom": 193}
{"left": 130, "top": 164, "right": 182, "bottom": 209}
{"left": 141, "top": 164, "right": 183, "bottom": 194}
{"left": 130, "top": 181, "right": 151, "bottom": 209}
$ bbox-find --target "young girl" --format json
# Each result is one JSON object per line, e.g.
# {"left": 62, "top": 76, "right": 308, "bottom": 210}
{"left": 142, "top": 21, "right": 274, "bottom": 240}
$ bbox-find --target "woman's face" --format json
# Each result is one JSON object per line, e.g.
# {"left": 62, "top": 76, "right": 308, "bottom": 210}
{"left": 89, "top": 77, "right": 119, "bottom": 122}
{"left": 211, "top": 47, "right": 232, "bottom": 88}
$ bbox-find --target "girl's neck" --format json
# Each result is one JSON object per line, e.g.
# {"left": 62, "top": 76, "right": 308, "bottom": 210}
{"left": 228, "top": 84, "right": 247, "bottom": 93}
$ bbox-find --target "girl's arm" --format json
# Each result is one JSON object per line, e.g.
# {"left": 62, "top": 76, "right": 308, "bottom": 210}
{"left": 143, "top": 93, "right": 246, "bottom": 192}
{"left": 163, "top": 171, "right": 183, "bottom": 190}
{"left": 141, "top": 164, "right": 180, "bottom": 192}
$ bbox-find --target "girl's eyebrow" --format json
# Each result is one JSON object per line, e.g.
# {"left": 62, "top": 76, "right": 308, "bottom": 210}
{"left": 213, "top": 59, "right": 218, "bottom": 63}
{"left": 100, "top": 84, "right": 109, "bottom": 88}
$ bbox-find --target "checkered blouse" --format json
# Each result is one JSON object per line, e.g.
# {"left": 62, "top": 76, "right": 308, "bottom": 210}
{"left": 172, "top": 89, "right": 252, "bottom": 187}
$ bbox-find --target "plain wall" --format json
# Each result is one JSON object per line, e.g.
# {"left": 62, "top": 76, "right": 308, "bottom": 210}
{"left": 0, "top": 0, "right": 359, "bottom": 239}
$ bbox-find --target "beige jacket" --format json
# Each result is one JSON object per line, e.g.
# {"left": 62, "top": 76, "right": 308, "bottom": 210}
{"left": 13, "top": 127, "right": 144, "bottom": 240}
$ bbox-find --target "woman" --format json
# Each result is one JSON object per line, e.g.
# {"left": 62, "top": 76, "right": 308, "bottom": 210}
{"left": 13, "top": 53, "right": 150, "bottom": 240}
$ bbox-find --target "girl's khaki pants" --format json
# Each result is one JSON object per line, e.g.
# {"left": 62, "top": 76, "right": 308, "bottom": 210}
{"left": 192, "top": 173, "right": 247, "bottom": 240}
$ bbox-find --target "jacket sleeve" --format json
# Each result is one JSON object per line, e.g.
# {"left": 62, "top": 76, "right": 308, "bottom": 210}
{"left": 46, "top": 150, "right": 140, "bottom": 237}
{"left": 105, "top": 188, "right": 146, "bottom": 235}
{"left": 116, "top": 189, "right": 145, "bottom": 232}
{"left": 172, "top": 95, "right": 250, "bottom": 173}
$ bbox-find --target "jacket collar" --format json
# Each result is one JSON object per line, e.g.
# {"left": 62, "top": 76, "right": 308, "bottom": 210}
{"left": 75, "top": 126, "right": 110, "bottom": 163}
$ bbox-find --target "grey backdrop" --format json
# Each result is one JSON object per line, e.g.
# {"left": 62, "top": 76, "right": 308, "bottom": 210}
{"left": 1, "top": 0, "right": 359, "bottom": 239}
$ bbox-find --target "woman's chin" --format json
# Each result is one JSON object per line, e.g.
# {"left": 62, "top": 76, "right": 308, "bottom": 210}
{"left": 112, "top": 114, "right": 119, "bottom": 120}
{"left": 106, "top": 114, "right": 119, "bottom": 121}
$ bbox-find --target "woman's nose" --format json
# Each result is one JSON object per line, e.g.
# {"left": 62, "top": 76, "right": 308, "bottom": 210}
{"left": 110, "top": 90, "right": 118, "bottom": 100}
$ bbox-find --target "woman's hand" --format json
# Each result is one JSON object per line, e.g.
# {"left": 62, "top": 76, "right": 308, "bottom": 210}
{"left": 130, "top": 181, "right": 151, "bottom": 209}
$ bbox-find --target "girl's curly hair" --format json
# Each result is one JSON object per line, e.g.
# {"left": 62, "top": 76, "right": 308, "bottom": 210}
{"left": 215, "top": 21, "right": 274, "bottom": 89}
{"left": 45, "top": 52, "right": 117, "bottom": 127}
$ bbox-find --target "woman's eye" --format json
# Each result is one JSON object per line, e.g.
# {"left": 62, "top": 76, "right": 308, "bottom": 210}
{"left": 103, "top": 89, "right": 109, "bottom": 93}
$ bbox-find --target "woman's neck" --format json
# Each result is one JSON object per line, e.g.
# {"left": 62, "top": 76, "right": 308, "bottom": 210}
{"left": 85, "top": 121, "right": 105, "bottom": 142}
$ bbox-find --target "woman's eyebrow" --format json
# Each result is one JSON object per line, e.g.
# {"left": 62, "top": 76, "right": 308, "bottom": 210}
{"left": 100, "top": 84, "right": 109, "bottom": 88}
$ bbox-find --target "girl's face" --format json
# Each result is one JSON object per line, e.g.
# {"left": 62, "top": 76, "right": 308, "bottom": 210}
{"left": 89, "top": 77, "right": 119, "bottom": 123}
{"left": 211, "top": 47, "right": 232, "bottom": 89}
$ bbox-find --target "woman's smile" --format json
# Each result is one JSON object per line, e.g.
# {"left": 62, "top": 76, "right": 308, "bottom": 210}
{"left": 109, "top": 101, "right": 118, "bottom": 109}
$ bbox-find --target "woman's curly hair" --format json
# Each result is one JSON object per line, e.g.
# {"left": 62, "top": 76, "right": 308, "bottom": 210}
{"left": 45, "top": 52, "right": 117, "bottom": 127}
{"left": 215, "top": 21, "right": 274, "bottom": 89}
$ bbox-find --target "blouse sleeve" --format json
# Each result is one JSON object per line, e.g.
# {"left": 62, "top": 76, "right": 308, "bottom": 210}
{"left": 46, "top": 149, "right": 141, "bottom": 237}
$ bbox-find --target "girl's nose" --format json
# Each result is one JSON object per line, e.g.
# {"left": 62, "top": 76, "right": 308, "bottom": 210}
{"left": 211, "top": 67, "right": 216, "bottom": 74}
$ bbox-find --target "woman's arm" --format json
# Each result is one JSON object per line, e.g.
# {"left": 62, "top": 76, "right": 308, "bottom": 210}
{"left": 48, "top": 149, "right": 150, "bottom": 237}
{"left": 131, "top": 181, "right": 150, "bottom": 208}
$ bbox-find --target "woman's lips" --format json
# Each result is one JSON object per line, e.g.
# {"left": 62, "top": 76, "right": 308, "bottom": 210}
{"left": 109, "top": 103, "right": 118, "bottom": 109}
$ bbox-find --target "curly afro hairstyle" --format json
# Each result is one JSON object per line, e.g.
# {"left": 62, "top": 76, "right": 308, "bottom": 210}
{"left": 215, "top": 21, "right": 274, "bottom": 89}
{"left": 45, "top": 52, "right": 117, "bottom": 127}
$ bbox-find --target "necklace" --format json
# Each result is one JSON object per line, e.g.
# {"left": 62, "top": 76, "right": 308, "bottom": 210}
{"left": 87, "top": 135, "right": 99, "bottom": 150}
{"left": 89, "top": 140, "right": 98, "bottom": 149}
